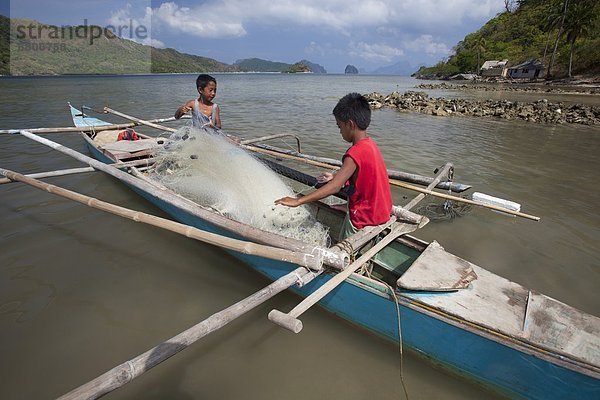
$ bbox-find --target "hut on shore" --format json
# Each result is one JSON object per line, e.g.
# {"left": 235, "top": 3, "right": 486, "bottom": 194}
{"left": 507, "top": 59, "right": 545, "bottom": 79}
{"left": 480, "top": 60, "right": 509, "bottom": 77}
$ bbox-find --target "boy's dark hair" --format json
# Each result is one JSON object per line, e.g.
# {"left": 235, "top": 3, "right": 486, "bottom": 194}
{"left": 333, "top": 92, "right": 371, "bottom": 130}
{"left": 196, "top": 74, "right": 216, "bottom": 89}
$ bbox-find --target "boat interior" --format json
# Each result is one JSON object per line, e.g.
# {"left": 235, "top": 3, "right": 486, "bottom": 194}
{"left": 85, "top": 125, "right": 477, "bottom": 295}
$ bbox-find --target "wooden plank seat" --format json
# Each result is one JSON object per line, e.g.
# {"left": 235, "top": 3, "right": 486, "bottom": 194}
{"left": 400, "top": 241, "right": 600, "bottom": 367}
{"left": 397, "top": 241, "right": 477, "bottom": 291}
{"left": 523, "top": 291, "right": 600, "bottom": 367}
{"left": 101, "top": 138, "right": 163, "bottom": 153}
{"left": 93, "top": 132, "right": 165, "bottom": 161}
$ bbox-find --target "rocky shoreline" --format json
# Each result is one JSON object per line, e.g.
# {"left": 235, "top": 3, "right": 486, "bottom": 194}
{"left": 365, "top": 91, "right": 600, "bottom": 126}
{"left": 415, "top": 82, "right": 600, "bottom": 95}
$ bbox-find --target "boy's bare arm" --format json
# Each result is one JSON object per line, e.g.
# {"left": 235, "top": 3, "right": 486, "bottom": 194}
{"left": 275, "top": 157, "right": 356, "bottom": 207}
{"left": 214, "top": 105, "right": 222, "bottom": 129}
{"left": 175, "top": 100, "right": 193, "bottom": 119}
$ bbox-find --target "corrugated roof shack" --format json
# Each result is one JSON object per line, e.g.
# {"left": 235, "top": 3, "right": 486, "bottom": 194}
{"left": 507, "top": 60, "right": 545, "bottom": 79}
{"left": 480, "top": 60, "right": 508, "bottom": 77}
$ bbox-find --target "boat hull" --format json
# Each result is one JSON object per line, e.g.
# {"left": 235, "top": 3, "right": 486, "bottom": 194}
{"left": 82, "top": 133, "right": 598, "bottom": 400}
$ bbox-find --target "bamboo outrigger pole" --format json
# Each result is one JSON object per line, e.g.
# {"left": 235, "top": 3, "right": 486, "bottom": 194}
{"left": 246, "top": 142, "right": 472, "bottom": 192}
{"left": 268, "top": 164, "right": 452, "bottom": 332}
{"left": 0, "top": 158, "right": 156, "bottom": 185}
{"left": 246, "top": 145, "right": 540, "bottom": 221}
{"left": 57, "top": 266, "right": 320, "bottom": 400}
{"left": 0, "top": 168, "right": 323, "bottom": 270}
{"left": 0, "top": 116, "right": 188, "bottom": 135}
{"left": 101, "top": 107, "right": 539, "bottom": 221}
{"left": 16, "top": 130, "right": 347, "bottom": 269}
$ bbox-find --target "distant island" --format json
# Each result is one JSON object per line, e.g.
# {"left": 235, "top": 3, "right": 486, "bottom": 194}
{"left": 345, "top": 65, "right": 358, "bottom": 74}
{"left": 232, "top": 58, "right": 326, "bottom": 73}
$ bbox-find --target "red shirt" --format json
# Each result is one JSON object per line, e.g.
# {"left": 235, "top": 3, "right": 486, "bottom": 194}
{"left": 343, "top": 137, "right": 392, "bottom": 229}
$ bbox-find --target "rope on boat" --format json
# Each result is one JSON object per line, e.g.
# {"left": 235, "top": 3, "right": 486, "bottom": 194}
{"left": 334, "top": 239, "right": 355, "bottom": 262}
{"left": 416, "top": 199, "right": 473, "bottom": 221}
{"left": 415, "top": 171, "right": 472, "bottom": 221}
{"left": 360, "top": 266, "right": 410, "bottom": 400}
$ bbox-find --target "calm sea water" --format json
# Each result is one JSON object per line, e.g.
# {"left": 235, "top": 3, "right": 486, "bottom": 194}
{"left": 0, "top": 74, "right": 599, "bottom": 399}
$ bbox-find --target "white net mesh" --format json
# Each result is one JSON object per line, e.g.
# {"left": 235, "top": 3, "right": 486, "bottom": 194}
{"left": 150, "top": 127, "right": 330, "bottom": 246}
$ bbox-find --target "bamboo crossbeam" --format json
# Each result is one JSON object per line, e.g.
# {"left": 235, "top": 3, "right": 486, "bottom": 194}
{"left": 269, "top": 222, "right": 415, "bottom": 333}
{"left": 250, "top": 143, "right": 471, "bottom": 192}
{"left": 268, "top": 163, "right": 464, "bottom": 332}
{"left": 404, "top": 163, "right": 453, "bottom": 210}
{"left": 390, "top": 178, "right": 541, "bottom": 221}
{"left": 16, "top": 130, "right": 348, "bottom": 269}
{"left": 58, "top": 266, "right": 320, "bottom": 400}
{"left": 0, "top": 167, "right": 323, "bottom": 270}
{"left": 240, "top": 133, "right": 302, "bottom": 153}
{"left": 248, "top": 145, "right": 539, "bottom": 221}
{"left": 0, "top": 167, "right": 95, "bottom": 185}
{"left": 104, "top": 107, "right": 177, "bottom": 133}
{"left": 0, "top": 159, "right": 156, "bottom": 185}
{"left": 0, "top": 116, "right": 188, "bottom": 135}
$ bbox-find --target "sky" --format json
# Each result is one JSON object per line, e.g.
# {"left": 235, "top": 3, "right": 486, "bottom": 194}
{"left": 6, "top": 0, "right": 506, "bottom": 73}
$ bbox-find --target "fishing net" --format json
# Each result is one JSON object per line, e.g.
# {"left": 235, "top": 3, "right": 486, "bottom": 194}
{"left": 416, "top": 199, "right": 472, "bottom": 222}
{"left": 150, "top": 127, "right": 330, "bottom": 246}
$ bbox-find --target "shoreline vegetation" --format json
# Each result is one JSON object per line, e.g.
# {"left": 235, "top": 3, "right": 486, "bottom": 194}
{"left": 413, "top": 1, "right": 600, "bottom": 82}
{"left": 365, "top": 90, "right": 600, "bottom": 126}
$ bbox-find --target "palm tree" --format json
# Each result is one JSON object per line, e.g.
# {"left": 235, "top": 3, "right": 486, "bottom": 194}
{"left": 547, "top": 0, "right": 569, "bottom": 79}
{"left": 542, "top": 0, "right": 561, "bottom": 65}
{"left": 563, "top": 0, "right": 599, "bottom": 77}
{"left": 474, "top": 35, "right": 486, "bottom": 74}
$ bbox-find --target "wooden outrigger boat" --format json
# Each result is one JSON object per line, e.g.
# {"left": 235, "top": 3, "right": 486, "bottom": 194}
{"left": 1, "top": 104, "right": 598, "bottom": 400}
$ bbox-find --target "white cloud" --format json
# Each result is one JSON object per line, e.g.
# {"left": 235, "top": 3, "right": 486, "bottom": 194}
{"left": 403, "top": 35, "right": 450, "bottom": 56}
{"left": 305, "top": 41, "right": 343, "bottom": 57}
{"left": 107, "top": 4, "right": 164, "bottom": 47}
{"left": 349, "top": 41, "right": 404, "bottom": 62}
{"left": 150, "top": 2, "right": 246, "bottom": 38}
{"left": 132, "top": 0, "right": 502, "bottom": 39}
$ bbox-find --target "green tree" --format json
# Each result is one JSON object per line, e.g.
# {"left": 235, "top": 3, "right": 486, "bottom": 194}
{"left": 563, "top": 0, "right": 600, "bottom": 77}
{"left": 547, "top": 0, "right": 569, "bottom": 78}
{"left": 474, "top": 35, "right": 486, "bottom": 73}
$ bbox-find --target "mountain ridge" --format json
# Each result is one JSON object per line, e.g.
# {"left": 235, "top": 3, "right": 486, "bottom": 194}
{"left": 0, "top": 16, "right": 326, "bottom": 76}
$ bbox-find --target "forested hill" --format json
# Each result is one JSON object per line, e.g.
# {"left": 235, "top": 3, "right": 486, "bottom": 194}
{"left": 0, "top": 15, "right": 239, "bottom": 75}
{"left": 0, "top": 15, "right": 9, "bottom": 74}
{"left": 415, "top": 0, "right": 600, "bottom": 79}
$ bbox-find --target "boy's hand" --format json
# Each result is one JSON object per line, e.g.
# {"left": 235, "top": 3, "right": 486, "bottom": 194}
{"left": 317, "top": 172, "right": 334, "bottom": 183}
{"left": 274, "top": 196, "right": 301, "bottom": 207}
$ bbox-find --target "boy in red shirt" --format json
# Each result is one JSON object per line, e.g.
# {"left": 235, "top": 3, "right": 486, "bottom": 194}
{"left": 275, "top": 92, "right": 392, "bottom": 239}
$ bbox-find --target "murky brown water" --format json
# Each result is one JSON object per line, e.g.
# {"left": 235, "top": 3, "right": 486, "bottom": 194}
{"left": 0, "top": 75, "right": 598, "bottom": 399}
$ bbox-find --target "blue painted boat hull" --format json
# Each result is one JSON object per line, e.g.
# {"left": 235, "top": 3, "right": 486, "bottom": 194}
{"left": 80, "top": 122, "right": 599, "bottom": 400}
